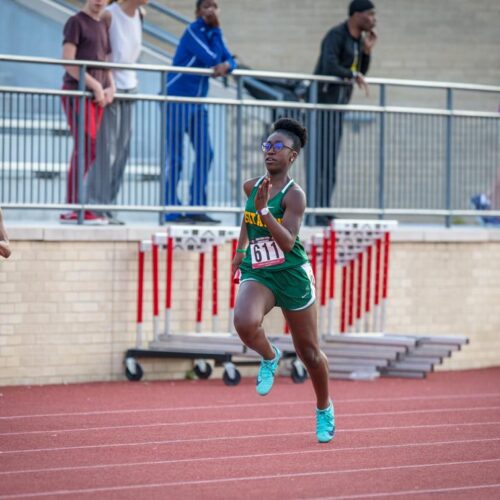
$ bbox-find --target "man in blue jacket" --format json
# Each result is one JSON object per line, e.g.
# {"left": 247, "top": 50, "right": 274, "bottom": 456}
{"left": 165, "top": 0, "right": 236, "bottom": 224}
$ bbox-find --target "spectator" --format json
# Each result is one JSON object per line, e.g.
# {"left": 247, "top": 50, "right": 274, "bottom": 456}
{"left": 0, "top": 208, "right": 11, "bottom": 259}
{"left": 470, "top": 100, "right": 500, "bottom": 227}
{"left": 312, "top": 0, "right": 377, "bottom": 225}
{"left": 60, "top": 0, "right": 115, "bottom": 225}
{"left": 87, "top": 0, "right": 147, "bottom": 225}
{"left": 471, "top": 187, "right": 500, "bottom": 226}
{"left": 165, "top": 0, "right": 237, "bottom": 224}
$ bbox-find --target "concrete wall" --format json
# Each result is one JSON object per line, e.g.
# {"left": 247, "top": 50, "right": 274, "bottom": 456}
{"left": 1, "top": 225, "right": 499, "bottom": 386}
{"left": 162, "top": 0, "right": 500, "bottom": 110}
{"left": 164, "top": 0, "right": 500, "bottom": 83}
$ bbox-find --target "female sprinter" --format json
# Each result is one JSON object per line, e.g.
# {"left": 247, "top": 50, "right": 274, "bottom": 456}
{"left": 232, "top": 117, "right": 334, "bottom": 443}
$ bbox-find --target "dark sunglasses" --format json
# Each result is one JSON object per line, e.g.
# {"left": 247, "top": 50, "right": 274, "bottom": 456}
{"left": 261, "top": 141, "right": 295, "bottom": 153}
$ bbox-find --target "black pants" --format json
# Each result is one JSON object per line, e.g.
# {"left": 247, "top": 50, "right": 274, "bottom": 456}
{"left": 315, "top": 110, "right": 344, "bottom": 208}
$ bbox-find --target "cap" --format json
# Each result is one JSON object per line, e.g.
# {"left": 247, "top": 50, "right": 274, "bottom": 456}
{"left": 349, "top": 0, "right": 375, "bottom": 16}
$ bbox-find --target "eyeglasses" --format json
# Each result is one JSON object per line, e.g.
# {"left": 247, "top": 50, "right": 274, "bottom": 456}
{"left": 261, "top": 141, "right": 295, "bottom": 153}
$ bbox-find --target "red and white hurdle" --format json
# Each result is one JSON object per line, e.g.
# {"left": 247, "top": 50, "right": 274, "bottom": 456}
{"left": 130, "top": 225, "right": 246, "bottom": 384}
{"left": 305, "top": 220, "right": 397, "bottom": 337}
{"left": 137, "top": 226, "right": 241, "bottom": 342}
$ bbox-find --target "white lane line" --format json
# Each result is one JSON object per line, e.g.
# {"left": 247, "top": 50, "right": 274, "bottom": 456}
{"left": 1, "top": 458, "right": 499, "bottom": 499}
{"left": 1, "top": 393, "right": 499, "bottom": 420}
{"left": 1, "top": 423, "right": 500, "bottom": 456}
{"left": 2, "top": 411, "right": 500, "bottom": 438}
{"left": 307, "top": 483, "right": 500, "bottom": 499}
{"left": 1, "top": 437, "right": 499, "bottom": 476}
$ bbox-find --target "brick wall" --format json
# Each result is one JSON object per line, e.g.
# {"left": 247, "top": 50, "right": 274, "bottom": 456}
{"left": 0, "top": 225, "right": 499, "bottom": 386}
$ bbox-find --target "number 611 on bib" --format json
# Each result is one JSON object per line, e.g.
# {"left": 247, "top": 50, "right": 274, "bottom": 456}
{"left": 250, "top": 237, "right": 285, "bottom": 269}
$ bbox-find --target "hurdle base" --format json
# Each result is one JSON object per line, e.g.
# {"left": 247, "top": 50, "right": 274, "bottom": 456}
{"left": 154, "top": 332, "right": 245, "bottom": 354}
{"left": 320, "top": 332, "right": 468, "bottom": 379}
{"left": 126, "top": 348, "right": 233, "bottom": 364}
{"left": 124, "top": 347, "right": 244, "bottom": 386}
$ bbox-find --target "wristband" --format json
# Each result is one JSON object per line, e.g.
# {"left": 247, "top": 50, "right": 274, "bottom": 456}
{"left": 258, "top": 207, "right": 270, "bottom": 216}
{"left": 236, "top": 248, "right": 247, "bottom": 254}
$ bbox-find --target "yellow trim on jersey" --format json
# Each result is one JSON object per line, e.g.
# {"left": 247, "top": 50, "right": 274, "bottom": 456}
{"left": 244, "top": 211, "right": 283, "bottom": 227}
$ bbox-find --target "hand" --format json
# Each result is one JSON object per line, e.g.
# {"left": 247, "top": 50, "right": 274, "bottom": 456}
{"left": 212, "top": 62, "right": 230, "bottom": 77}
{"left": 92, "top": 83, "right": 106, "bottom": 107}
{"left": 204, "top": 9, "right": 220, "bottom": 28}
{"left": 363, "top": 29, "right": 377, "bottom": 54}
{"left": 355, "top": 73, "right": 369, "bottom": 97}
{"left": 231, "top": 253, "right": 244, "bottom": 277}
{"left": 103, "top": 87, "right": 115, "bottom": 106}
{"left": 0, "top": 241, "right": 10, "bottom": 259}
{"left": 255, "top": 176, "right": 272, "bottom": 212}
{"left": 0, "top": 209, "right": 11, "bottom": 259}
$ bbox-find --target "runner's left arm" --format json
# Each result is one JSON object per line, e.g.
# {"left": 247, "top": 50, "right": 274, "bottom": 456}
{"left": 232, "top": 218, "right": 248, "bottom": 276}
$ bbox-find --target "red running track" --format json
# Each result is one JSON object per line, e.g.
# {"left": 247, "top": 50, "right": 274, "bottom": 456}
{"left": 0, "top": 368, "right": 500, "bottom": 499}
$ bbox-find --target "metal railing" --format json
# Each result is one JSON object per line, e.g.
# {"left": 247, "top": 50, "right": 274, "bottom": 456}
{"left": 1, "top": 54, "right": 499, "bottom": 226}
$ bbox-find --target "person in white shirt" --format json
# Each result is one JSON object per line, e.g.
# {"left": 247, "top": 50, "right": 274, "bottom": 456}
{"left": 87, "top": 0, "right": 147, "bottom": 224}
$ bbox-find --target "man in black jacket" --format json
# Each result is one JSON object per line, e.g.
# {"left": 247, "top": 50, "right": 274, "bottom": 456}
{"left": 313, "top": 0, "right": 377, "bottom": 225}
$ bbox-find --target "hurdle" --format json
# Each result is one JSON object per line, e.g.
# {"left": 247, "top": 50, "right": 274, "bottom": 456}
{"left": 125, "top": 225, "right": 247, "bottom": 385}
{"left": 304, "top": 220, "right": 397, "bottom": 338}
{"left": 304, "top": 220, "right": 468, "bottom": 379}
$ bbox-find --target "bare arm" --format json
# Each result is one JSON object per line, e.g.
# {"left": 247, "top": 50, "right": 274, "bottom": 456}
{"left": 0, "top": 208, "right": 11, "bottom": 259}
{"left": 63, "top": 42, "right": 105, "bottom": 106}
{"left": 232, "top": 218, "right": 248, "bottom": 276}
{"left": 103, "top": 69, "right": 115, "bottom": 105}
{"left": 101, "top": 11, "right": 116, "bottom": 104}
{"left": 231, "top": 179, "right": 255, "bottom": 275}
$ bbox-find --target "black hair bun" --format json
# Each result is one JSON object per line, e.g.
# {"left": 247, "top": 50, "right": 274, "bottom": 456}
{"left": 273, "top": 118, "right": 307, "bottom": 148}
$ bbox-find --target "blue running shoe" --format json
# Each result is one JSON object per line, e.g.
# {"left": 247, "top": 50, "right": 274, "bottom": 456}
{"left": 316, "top": 401, "right": 335, "bottom": 443}
{"left": 256, "top": 345, "right": 281, "bottom": 396}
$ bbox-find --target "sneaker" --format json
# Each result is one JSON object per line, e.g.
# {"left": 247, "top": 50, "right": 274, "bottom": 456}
{"left": 164, "top": 213, "right": 193, "bottom": 224}
{"left": 83, "top": 211, "right": 108, "bottom": 225}
{"left": 105, "top": 212, "right": 125, "bottom": 225}
{"left": 256, "top": 345, "right": 281, "bottom": 396}
{"left": 60, "top": 211, "right": 108, "bottom": 225}
{"left": 483, "top": 216, "right": 500, "bottom": 227}
{"left": 60, "top": 211, "right": 78, "bottom": 224}
{"left": 470, "top": 194, "right": 500, "bottom": 226}
{"left": 187, "top": 214, "right": 221, "bottom": 224}
{"left": 316, "top": 401, "right": 335, "bottom": 443}
{"left": 471, "top": 193, "right": 491, "bottom": 210}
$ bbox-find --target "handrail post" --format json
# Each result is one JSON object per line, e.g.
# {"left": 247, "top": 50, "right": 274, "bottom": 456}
{"left": 235, "top": 77, "right": 243, "bottom": 226}
{"left": 77, "top": 65, "right": 86, "bottom": 225}
{"left": 378, "top": 83, "right": 386, "bottom": 220}
{"left": 445, "top": 88, "right": 453, "bottom": 228}
{"left": 306, "top": 80, "right": 318, "bottom": 226}
{"left": 159, "top": 71, "right": 167, "bottom": 226}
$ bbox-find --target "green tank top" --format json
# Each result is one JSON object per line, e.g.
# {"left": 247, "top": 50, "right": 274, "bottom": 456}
{"left": 240, "top": 177, "right": 309, "bottom": 272}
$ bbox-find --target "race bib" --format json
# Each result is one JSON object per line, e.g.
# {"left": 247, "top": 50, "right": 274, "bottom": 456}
{"left": 250, "top": 237, "right": 285, "bottom": 269}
